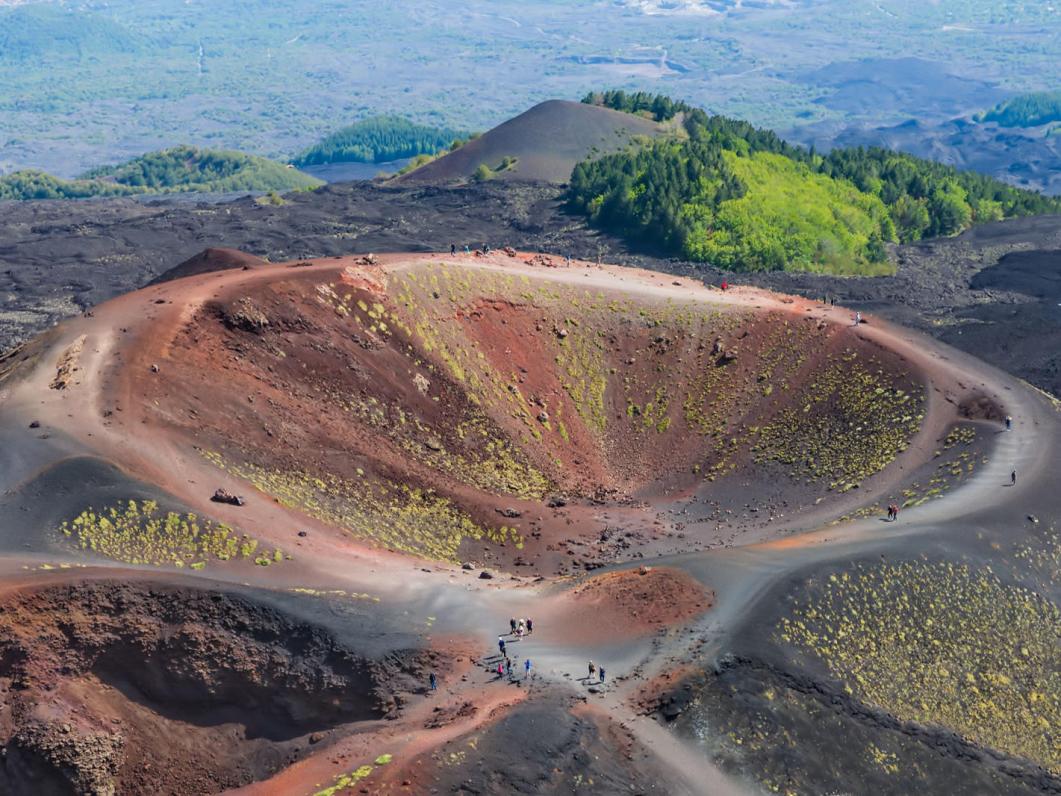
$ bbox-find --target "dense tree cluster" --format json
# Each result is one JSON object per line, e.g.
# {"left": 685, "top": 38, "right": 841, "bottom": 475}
{"left": 979, "top": 91, "right": 1061, "bottom": 128}
{"left": 293, "top": 116, "right": 471, "bottom": 166}
{"left": 567, "top": 95, "right": 1061, "bottom": 273}
{"left": 581, "top": 90, "right": 693, "bottom": 122}
{"left": 0, "top": 146, "right": 321, "bottom": 200}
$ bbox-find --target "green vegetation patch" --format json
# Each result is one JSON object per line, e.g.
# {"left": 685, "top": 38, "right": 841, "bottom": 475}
{"left": 0, "top": 146, "right": 322, "bottom": 200}
{"left": 979, "top": 91, "right": 1061, "bottom": 128}
{"left": 568, "top": 93, "right": 1061, "bottom": 272}
{"left": 689, "top": 151, "right": 894, "bottom": 274}
{"left": 778, "top": 559, "right": 1060, "bottom": 773}
{"left": 59, "top": 500, "right": 283, "bottom": 569}
{"left": 202, "top": 451, "right": 522, "bottom": 563}
{"left": 582, "top": 89, "right": 691, "bottom": 121}
{"left": 293, "top": 115, "right": 472, "bottom": 166}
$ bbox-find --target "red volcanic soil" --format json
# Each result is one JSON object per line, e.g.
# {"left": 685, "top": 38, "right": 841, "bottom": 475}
{"left": 0, "top": 578, "right": 437, "bottom": 795}
{"left": 80, "top": 253, "right": 948, "bottom": 575}
{"left": 545, "top": 566, "right": 713, "bottom": 644}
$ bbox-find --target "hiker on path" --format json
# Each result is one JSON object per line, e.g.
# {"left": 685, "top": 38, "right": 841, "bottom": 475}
{"left": 517, "top": 618, "right": 526, "bottom": 635}
{"left": 510, "top": 618, "right": 517, "bottom": 634}
{"left": 588, "top": 661, "right": 596, "bottom": 682}
{"left": 599, "top": 667, "right": 605, "bottom": 684}
{"left": 505, "top": 657, "right": 512, "bottom": 679}
{"left": 886, "top": 505, "right": 895, "bottom": 522}
{"left": 526, "top": 618, "right": 533, "bottom": 634}
{"left": 465, "top": 245, "right": 471, "bottom": 254}
{"left": 892, "top": 503, "right": 900, "bottom": 522}
{"left": 1006, "top": 415, "right": 1013, "bottom": 431}
{"left": 853, "top": 311, "right": 862, "bottom": 326}
{"left": 499, "top": 637, "right": 506, "bottom": 655}
{"left": 429, "top": 672, "right": 437, "bottom": 691}
{"left": 1011, "top": 469, "right": 1017, "bottom": 486}
{"left": 525, "top": 659, "right": 531, "bottom": 676}
{"left": 496, "top": 662, "right": 503, "bottom": 677}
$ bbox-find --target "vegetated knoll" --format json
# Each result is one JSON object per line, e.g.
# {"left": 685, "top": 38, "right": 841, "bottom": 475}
{"left": 395, "top": 100, "right": 666, "bottom": 185}
{"left": 128, "top": 258, "right": 927, "bottom": 569}
{"left": 292, "top": 116, "right": 472, "bottom": 167}
{"left": 568, "top": 91, "right": 1061, "bottom": 273}
{"left": 0, "top": 579, "right": 431, "bottom": 795}
{"left": 979, "top": 91, "right": 1061, "bottom": 129}
{"left": 0, "top": 146, "right": 322, "bottom": 201}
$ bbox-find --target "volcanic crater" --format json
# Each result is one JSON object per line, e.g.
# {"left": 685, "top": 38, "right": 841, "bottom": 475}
{"left": 103, "top": 254, "right": 948, "bottom": 574}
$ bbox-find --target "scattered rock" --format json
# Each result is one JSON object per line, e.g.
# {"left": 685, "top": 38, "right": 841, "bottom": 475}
{"left": 496, "top": 507, "right": 522, "bottom": 519}
{"left": 150, "top": 363, "right": 160, "bottom": 373}
{"left": 461, "top": 562, "right": 475, "bottom": 571}
{"left": 210, "top": 489, "right": 245, "bottom": 506}
{"left": 297, "top": 530, "right": 308, "bottom": 537}
{"left": 478, "top": 571, "right": 494, "bottom": 580}
{"left": 28, "top": 420, "right": 40, "bottom": 429}
{"left": 1027, "top": 515, "right": 1039, "bottom": 524}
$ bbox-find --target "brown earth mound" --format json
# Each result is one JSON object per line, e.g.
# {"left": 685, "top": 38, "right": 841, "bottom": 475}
{"left": 561, "top": 566, "right": 713, "bottom": 641}
{"left": 0, "top": 580, "right": 428, "bottom": 795}
{"left": 150, "top": 247, "right": 268, "bottom": 285}
{"left": 396, "top": 100, "right": 665, "bottom": 184}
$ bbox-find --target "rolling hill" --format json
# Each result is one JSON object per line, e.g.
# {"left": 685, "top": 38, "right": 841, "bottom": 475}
{"left": 567, "top": 93, "right": 1061, "bottom": 273}
{"left": 0, "top": 146, "right": 323, "bottom": 200}
{"left": 395, "top": 100, "right": 666, "bottom": 184}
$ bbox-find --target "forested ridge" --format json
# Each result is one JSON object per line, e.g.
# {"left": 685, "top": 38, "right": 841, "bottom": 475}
{"left": 568, "top": 92, "right": 1061, "bottom": 273}
{"left": 0, "top": 146, "right": 321, "bottom": 200}
{"left": 293, "top": 116, "right": 472, "bottom": 166}
{"left": 978, "top": 91, "right": 1061, "bottom": 128}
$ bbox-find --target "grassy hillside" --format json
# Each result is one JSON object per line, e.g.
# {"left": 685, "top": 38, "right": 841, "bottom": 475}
{"left": 293, "top": 116, "right": 472, "bottom": 166}
{"left": 0, "top": 147, "right": 322, "bottom": 200}
{"left": 979, "top": 91, "right": 1061, "bottom": 128}
{"left": 568, "top": 95, "right": 1061, "bottom": 274}
{"left": 688, "top": 151, "right": 894, "bottom": 274}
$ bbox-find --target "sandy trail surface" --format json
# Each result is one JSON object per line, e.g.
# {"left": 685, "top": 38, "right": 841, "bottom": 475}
{"left": 0, "top": 251, "right": 1055, "bottom": 795}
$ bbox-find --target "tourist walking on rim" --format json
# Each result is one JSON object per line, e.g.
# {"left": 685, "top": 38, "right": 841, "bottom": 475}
{"left": 429, "top": 672, "right": 437, "bottom": 691}
{"left": 599, "top": 667, "right": 605, "bottom": 684}
{"left": 1005, "top": 415, "right": 1013, "bottom": 431}
{"left": 525, "top": 658, "right": 531, "bottom": 677}
{"left": 1011, "top": 469, "right": 1017, "bottom": 486}
{"left": 526, "top": 617, "right": 533, "bottom": 634}
{"left": 510, "top": 618, "right": 517, "bottom": 634}
{"left": 450, "top": 244, "right": 456, "bottom": 256}
{"left": 587, "top": 661, "right": 596, "bottom": 682}
{"left": 498, "top": 637, "right": 506, "bottom": 656}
